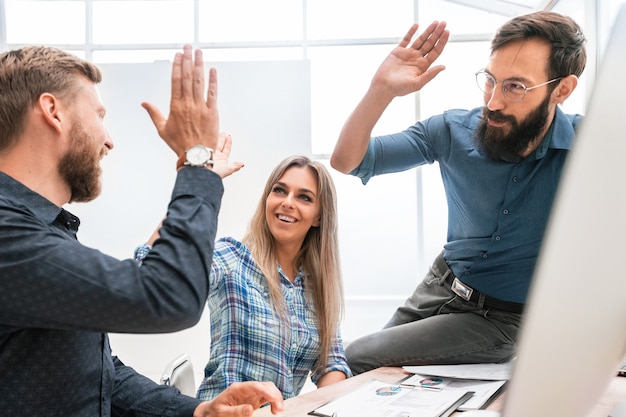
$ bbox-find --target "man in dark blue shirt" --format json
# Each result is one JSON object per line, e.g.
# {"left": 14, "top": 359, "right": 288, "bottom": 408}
{"left": 331, "top": 13, "right": 586, "bottom": 374}
{"left": 0, "top": 45, "right": 283, "bottom": 416}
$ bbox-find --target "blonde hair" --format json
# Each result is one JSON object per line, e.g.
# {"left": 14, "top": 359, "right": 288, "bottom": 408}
{"left": 242, "top": 155, "right": 344, "bottom": 371}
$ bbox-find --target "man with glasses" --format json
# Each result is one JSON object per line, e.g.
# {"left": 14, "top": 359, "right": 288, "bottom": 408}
{"left": 330, "top": 12, "right": 586, "bottom": 374}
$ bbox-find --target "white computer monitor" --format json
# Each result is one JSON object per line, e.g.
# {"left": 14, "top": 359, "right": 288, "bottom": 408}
{"left": 499, "top": 5, "right": 626, "bottom": 417}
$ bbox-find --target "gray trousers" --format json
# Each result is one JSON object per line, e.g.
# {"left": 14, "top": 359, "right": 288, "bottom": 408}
{"left": 345, "top": 253, "right": 521, "bottom": 375}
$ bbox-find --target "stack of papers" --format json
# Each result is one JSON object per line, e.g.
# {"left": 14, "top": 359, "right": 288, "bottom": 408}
{"left": 401, "top": 363, "right": 512, "bottom": 411}
{"left": 309, "top": 379, "right": 474, "bottom": 417}
{"left": 403, "top": 362, "right": 513, "bottom": 381}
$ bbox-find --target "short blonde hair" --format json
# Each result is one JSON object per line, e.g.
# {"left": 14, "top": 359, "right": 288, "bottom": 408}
{"left": 0, "top": 46, "right": 102, "bottom": 151}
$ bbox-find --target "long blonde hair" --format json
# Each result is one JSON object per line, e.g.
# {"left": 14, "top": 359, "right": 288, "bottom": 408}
{"left": 242, "top": 155, "right": 344, "bottom": 371}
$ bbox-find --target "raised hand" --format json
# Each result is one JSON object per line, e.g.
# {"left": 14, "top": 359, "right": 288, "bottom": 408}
{"left": 141, "top": 44, "right": 219, "bottom": 160}
{"left": 371, "top": 21, "right": 450, "bottom": 99}
{"left": 211, "top": 132, "right": 245, "bottom": 179}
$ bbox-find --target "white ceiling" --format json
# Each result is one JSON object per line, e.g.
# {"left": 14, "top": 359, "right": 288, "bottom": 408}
{"left": 443, "top": 0, "right": 560, "bottom": 16}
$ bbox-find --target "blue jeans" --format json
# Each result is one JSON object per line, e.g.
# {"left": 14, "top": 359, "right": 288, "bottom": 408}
{"left": 345, "top": 253, "right": 521, "bottom": 374}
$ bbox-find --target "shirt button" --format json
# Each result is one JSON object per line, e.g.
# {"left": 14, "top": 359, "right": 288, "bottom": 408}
{"left": 512, "top": 176, "right": 519, "bottom": 182}
{"left": 495, "top": 235, "right": 501, "bottom": 241}
{"left": 292, "top": 343, "right": 298, "bottom": 349}
{"left": 482, "top": 254, "right": 488, "bottom": 259}
{"left": 502, "top": 209, "right": 509, "bottom": 215}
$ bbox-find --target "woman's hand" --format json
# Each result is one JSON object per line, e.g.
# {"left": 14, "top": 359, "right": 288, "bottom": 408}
{"left": 211, "top": 132, "right": 245, "bottom": 179}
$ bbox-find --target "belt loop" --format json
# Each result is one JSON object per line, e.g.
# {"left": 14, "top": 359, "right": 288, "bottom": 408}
{"left": 477, "top": 292, "right": 486, "bottom": 309}
{"left": 434, "top": 252, "right": 450, "bottom": 281}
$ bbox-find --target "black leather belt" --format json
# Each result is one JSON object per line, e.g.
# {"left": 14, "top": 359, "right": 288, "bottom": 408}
{"left": 435, "top": 254, "right": 525, "bottom": 314}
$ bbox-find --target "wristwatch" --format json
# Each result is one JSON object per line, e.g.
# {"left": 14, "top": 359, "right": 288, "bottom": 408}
{"left": 177, "top": 145, "right": 214, "bottom": 170}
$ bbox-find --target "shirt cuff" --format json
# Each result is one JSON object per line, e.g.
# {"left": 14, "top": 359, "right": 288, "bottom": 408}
{"left": 134, "top": 243, "right": 152, "bottom": 264}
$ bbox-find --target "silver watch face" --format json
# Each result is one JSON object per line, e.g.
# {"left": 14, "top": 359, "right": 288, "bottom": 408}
{"left": 186, "top": 145, "right": 213, "bottom": 166}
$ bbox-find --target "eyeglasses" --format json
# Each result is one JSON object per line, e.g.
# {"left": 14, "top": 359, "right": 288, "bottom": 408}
{"left": 475, "top": 70, "right": 562, "bottom": 102}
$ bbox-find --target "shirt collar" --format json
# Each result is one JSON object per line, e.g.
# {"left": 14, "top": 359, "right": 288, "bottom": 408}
{"left": 531, "top": 106, "right": 579, "bottom": 160}
{"left": 0, "top": 171, "right": 80, "bottom": 233}
{"left": 277, "top": 263, "right": 305, "bottom": 286}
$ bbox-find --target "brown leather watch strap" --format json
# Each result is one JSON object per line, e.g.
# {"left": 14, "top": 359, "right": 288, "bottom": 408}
{"left": 176, "top": 153, "right": 186, "bottom": 170}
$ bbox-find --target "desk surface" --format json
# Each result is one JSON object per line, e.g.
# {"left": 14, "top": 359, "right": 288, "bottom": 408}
{"left": 252, "top": 367, "right": 626, "bottom": 417}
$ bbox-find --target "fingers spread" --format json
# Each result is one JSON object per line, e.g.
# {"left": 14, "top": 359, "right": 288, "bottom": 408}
{"left": 410, "top": 21, "right": 448, "bottom": 58}
{"left": 398, "top": 23, "right": 419, "bottom": 48}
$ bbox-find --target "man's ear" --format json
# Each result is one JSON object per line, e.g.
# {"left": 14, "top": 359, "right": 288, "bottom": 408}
{"left": 37, "top": 93, "right": 64, "bottom": 134}
{"left": 552, "top": 74, "right": 578, "bottom": 104}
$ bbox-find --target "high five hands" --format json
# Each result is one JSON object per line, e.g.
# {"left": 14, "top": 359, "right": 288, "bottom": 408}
{"left": 371, "top": 21, "right": 450, "bottom": 100}
{"left": 142, "top": 44, "right": 219, "bottom": 162}
{"left": 212, "top": 131, "right": 245, "bottom": 179}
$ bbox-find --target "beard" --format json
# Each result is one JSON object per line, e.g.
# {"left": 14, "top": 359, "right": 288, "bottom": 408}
{"left": 475, "top": 95, "right": 552, "bottom": 162}
{"left": 58, "top": 121, "right": 105, "bottom": 203}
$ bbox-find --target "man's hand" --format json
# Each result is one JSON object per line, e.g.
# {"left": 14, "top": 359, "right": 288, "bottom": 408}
{"left": 193, "top": 381, "right": 284, "bottom": 417}
{"left": 371, "top": 21, "right": 450, "bottom": 100}
{"left": 142, "top": 44, "right": 219, "bottom": 159}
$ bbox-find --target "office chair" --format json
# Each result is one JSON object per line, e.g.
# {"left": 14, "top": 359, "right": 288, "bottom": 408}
{"left": 160, "top": 353, "right": 196, "bottom": 397}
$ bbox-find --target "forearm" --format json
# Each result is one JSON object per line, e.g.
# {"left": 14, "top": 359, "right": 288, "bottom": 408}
{"left": 330, "top": 86, "right": 393, "bottom": 174}
{"left": 0, "top": 169, "right": 222, "bottom": 334}
{"left": 317, "top": 370, "right": 348, "bottom": 388}
{"left": 112, "top": 356, "right": 201, "bottom": 417}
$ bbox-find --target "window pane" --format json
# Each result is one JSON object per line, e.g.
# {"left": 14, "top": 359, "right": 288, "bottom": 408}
{"left": 92, "top": 47, "right": 302, "bottom": 64}
{"left": 202, "top": 47, "right": 302, "bottom": 62}
{"left": 93, "top": 49, "right": 180, "bottom": 63}
{"left": 599, "top": 0, "right": 626, "bottom": 56}
{"left": 419, "top": 41, "right": 490, "bottom": 118}
{"left": 418, "top": 0, "right": 507, "bottom": 36}
{"left": 307, "top": 0, "right": 414, "bottom": 40}
{"left": 5, "top": 0, "right": 85, "bottom": 44}
{"left": 330, "top": 162, "right": 419, "bottom": 296}
{"left": 93, "top": 1, "right": 193, "bottom": 44}
{"left": 309, "top": 44, "right": 414, "bottom": 155}
{"left": 199, "top": 0, "right": 302, "bottom": 42}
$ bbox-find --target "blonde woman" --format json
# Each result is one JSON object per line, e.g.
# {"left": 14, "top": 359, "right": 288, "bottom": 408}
{"left": 136, "top": 153, "right": 351, "bottom": 400}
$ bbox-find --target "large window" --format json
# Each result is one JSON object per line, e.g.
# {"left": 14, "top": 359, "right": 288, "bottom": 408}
{"left": 1, "top": 0, "right": 614, "bottom": 384}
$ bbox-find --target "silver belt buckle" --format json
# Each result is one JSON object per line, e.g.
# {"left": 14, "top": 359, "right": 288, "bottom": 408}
{"left": 451, "top": 277, "right": 473, "bottom": 301}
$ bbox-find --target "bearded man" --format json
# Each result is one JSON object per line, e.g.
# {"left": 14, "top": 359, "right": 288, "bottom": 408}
{"left": 330, "top": 12, "right": 586, "bottom": 374}
{"left": 0, "top": 45, "right": 284, "bottom": 416}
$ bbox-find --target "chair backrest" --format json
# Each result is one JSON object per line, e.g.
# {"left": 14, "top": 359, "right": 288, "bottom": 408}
{"left": 160, "top": 353, "right": 196, "bottom": 397}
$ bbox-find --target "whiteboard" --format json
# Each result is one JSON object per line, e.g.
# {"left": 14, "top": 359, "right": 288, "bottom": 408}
{"left": 68, "top": 60, "right": 311, "bottom": 258}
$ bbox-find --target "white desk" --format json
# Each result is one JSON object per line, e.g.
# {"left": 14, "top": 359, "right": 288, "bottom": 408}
{"left": 252, "top": 367, "right": 626, "bottom": 417}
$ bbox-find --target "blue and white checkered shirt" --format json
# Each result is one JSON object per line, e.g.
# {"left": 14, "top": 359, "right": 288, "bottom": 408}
{"left": 196, "top": 237, "right": 351, "bottom": 400}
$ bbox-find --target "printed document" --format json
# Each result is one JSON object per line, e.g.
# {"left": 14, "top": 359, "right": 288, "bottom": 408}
{"left": 308, "top": 379, "right": 473, "bottom": 417}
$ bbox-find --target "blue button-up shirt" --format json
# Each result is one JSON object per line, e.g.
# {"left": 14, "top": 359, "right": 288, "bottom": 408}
{"left": 0, "top": 167, "right": 223, "bottom": 416}
{"left": 196, "top": 237, "right": 351, "bottom": 400}
{"left": 352, "top": 107, "right": 582, "bottom": 303}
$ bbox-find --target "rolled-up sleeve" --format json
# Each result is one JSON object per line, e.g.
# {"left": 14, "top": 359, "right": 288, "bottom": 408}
{"left": 310, "top": 329, "right": 353, "bottom": 384}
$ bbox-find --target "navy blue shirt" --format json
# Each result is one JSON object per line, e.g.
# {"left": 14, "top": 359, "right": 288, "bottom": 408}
{"left": 352, "top": 107, "right": 582, "bottom": 303}
{"left": 0, "top": 167, "right": 223, "bottom": 416}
